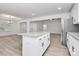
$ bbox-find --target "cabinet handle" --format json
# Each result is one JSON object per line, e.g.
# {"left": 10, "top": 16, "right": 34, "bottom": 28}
{"left": 72, "top": 46, "right": 74, "bottom": 52}
{"left": 67, "top": 39, "right": 68, "bottom": 42}
{"left": 74, "top": 19, "right": 76, "bottom": 22}
{"left": 48, "top": 38, "right": 49, "bottom": 40}
{"left": 39, "top": 39, "right": 41, "bottom": 40}
{"left": 42, "top": 42, "right": 44, "bottom": 47}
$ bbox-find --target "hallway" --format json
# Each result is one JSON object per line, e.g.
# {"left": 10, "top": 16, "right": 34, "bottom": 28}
{"left": 44, "top": 34, "right": 70, "bottom": 56}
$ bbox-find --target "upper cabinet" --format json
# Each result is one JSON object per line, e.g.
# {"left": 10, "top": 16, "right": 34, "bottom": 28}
{"left": 71, "top": 3, "right": 79, "bottom": 24}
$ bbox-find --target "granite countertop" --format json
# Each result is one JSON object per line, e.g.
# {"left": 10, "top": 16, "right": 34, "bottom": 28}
{"left": 18, "top": 32, "right": 49, "bottom": 38}
{"left": 67, "top": 32, "right": 79, "bottom": 40}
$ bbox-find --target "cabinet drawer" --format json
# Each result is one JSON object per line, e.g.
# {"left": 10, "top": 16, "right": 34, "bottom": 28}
{"left": 74, "top": 48, "right": 79, "bottom": 56}
{"left": 72, "top": 38, "right": 79, "bottom": 49}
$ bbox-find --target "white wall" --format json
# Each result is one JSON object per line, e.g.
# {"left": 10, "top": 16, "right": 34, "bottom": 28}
{"left": 0, "top": 20, "right": 20, "bottom": 33}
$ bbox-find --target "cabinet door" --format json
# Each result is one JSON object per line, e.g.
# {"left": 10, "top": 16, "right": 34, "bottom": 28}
{"left": 42, "top": 34, "right": 50, "bottom": 52}
{"left": 43, "top": 36, "right": 48, "bottom": 51}
{"left": 67, "top": 34, "right": 74, "bottom": 55}
{"left": 71, "top": 3, "right": 79, "bottom": 24}
{"left": 74, "top": 48, "right": 79, "bottom": 56}
{"left": 38, "top": 38, "right": 44, "bottom": 55}
{"left": 71, "top": 39, "right": 79, "bottom": 56}
{"left": 72, "top": 38, "right": 79, "bottom": 49}
{"left": 23, "top": 37, "right": 40, "bottom": 56}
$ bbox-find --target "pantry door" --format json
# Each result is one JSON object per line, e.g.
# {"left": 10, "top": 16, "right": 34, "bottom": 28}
{"left": 32, "top": 23, "right": 37, "bottom": 32}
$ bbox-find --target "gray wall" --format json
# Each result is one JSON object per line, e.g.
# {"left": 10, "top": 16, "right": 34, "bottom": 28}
{"left": 42, "top": 19, "right": 61, "bottom": 33}
{"left": 62, "top": 17, "right": 79, "bottom": 45}
{"left": 30, "top": 18, "right": 62, "bottom": 33}
{"left": 30, "top": 21, "right": 43, "bottom": 32}
{"left": 20, "top": 22, "right": 27, "bottom": 33}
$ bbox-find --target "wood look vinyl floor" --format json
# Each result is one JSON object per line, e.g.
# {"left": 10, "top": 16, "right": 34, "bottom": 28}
{"left": 0, "top": 35, "right": 22, "bottom": 56}
{"left": 44, "top": 34, "right": 70, "bottom": 56}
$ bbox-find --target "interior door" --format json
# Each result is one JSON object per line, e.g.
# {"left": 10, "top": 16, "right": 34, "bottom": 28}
{"left": 30, "top": 23, "right": 37, "bottom": 32}
{"left": 20, "top": 22, "right": 27, "bottom": 33}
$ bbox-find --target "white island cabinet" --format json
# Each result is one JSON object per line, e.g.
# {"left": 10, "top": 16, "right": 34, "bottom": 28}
{"left": 21, "top": 32, "right": 50, "bottom": 56}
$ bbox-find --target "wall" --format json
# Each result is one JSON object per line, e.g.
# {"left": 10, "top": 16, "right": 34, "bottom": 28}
{"left": 29, "top": 18, "right": 61, "bottom": 33}
{"left": 41, "top": 19, "right": 61, "bottom": 33}
{"left": 0, "top": 20, "right": 19, "bottom": 33}
{"left": 30, "top": 21, "right": 43, "bottom": 32}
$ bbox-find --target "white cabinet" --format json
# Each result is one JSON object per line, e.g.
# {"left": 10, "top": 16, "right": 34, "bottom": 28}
{"left": 22, "top": 33, "right": 50, "bottom": 56}
{"left": 71, "top": 3, "right": 79, "bottom": 24}
{"left": 67, "top": 34, "right": 74, "bottom": 55}
{"left": 67, "top": 33, "right": 79, "bottom": 56}
{"left": 42, "top": 34, "right": 50, "bottom": 54}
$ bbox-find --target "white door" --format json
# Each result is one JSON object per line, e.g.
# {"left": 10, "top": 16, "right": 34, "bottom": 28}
{"left": 43, "top": 24, "right": 47, "bottom": 31}
{"left": 20, "top": 22, "right": 27, "bottom": 33}
{"left": 30, "top": 23, "right": 37, "bottom": 32}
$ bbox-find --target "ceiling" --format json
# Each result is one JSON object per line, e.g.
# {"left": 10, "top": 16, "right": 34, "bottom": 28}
{"left": 0, "top": 3, "right": 73, "bottom": 19}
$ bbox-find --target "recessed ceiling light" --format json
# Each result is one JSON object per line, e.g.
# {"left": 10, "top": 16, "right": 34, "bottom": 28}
{"left": 57, "top": 7, "right": 62, "bottom": 10}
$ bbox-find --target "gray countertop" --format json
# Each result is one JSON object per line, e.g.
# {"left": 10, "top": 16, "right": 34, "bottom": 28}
{"left": 0, "top": 32, "right": 49, "bottom": 38}
{"left": 18, "top": 32, "right": 49, "bottom": 38}
{"left": 67, "top": 32, "right": 79, "bottom": 40}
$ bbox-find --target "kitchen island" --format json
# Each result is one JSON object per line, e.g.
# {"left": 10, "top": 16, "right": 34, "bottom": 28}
{"left": 19, "top": 32, "right": 50, "bottom": 56}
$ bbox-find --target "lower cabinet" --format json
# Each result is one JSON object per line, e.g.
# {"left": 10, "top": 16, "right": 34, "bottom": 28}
{"left": 67, "top": 33, "right": 79, "bottom": 56}
{"left": 42, "top": 34, "right": 50, "bottom": 54}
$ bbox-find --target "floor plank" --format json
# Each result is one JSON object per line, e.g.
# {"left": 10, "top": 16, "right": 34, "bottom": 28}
{"left": 44, "top": 34, "right": 70, "bottom": 56}
{"left": 0, "top": 35, "right": 22, "bottom": 56}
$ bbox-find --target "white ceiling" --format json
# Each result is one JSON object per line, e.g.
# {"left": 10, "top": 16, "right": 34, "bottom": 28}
{"left": 0, "top": 3, "right": 73, "bottom": 19}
